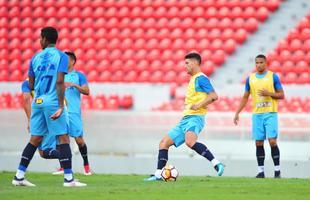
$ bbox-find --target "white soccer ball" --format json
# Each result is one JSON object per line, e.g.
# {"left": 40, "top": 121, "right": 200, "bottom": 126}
{"left": 161, "top": 165, "right": 179, "bottom": 181}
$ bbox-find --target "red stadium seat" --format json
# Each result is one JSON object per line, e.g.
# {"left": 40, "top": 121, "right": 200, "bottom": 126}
{"left": 256, "top": 7, "right": 269, "bottom": 22}
{"left": 284, "top": 72, "right": 297, "bottom": 84}
{"left": 242, "top": 7, "right": 256, "bottom": 19}
{"left": 244, "top": 18, "right": 258, "bottom": 32}
{"left": 120, "top": 94, "right": 133, "bottom": 109}
{"left": 123, "top": 70, "right": 137, "bottom": 82}
{"left": 282, "top": 61, "right": 295, "bottom": 74}
{"left": 297, "top": 72, "right": 310, "bottom": 84}
{"left": 137, "top": 71, "right": 151, "bottom": 82}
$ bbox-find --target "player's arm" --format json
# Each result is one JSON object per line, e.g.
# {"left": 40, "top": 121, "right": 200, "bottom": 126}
{"left": 234, "top": 77, "right": 251, "bottom": 125}
{"left": 22, "top": 92, "right": 31, "bottom": 120}
{"left": 51, "top": 54, "right": 68, "bottom": 120}
{"left": 191, "top": 76, "right": 218, "bottom": 110}
{"left": 28, "top": 58, "right": 35, "bottom": 90}
{"left": 22, "top": 92, "right": 31, "bottom": 131}
{"left": 258, "top": 89, "right": 284, "bottom": 99}
{"left": 191, "top": 91, "right": 218, "bottom": 110}
{"left": 65, "top": 72, "right": 89, "bottom": 95}
{"left": 67, "top": 84, "right": 89, "bottom": 95}
{"left": 258, "top": 73, "right": 285, "bottom": 99}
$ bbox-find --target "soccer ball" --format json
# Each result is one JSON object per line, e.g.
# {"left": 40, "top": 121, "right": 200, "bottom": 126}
{"left": 161, "top": 165, "right": 179, "bottom": 181}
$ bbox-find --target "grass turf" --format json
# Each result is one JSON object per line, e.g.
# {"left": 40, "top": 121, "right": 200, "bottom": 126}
{"left": 1, "top": 172, "right": 310, "bottom": 200}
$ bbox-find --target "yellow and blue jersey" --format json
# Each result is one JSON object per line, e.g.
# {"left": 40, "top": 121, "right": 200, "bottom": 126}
{"left": 245, "top": 71, "right": 283, "bottom": 114}
{"left": 28, "top": 47, "right": 68, "bottom": 108}
{"left": 183, "top": 72, "right": 214, "bottom": 116}
{"left": 65, "top": 70, "right": 88, "bottom": 114}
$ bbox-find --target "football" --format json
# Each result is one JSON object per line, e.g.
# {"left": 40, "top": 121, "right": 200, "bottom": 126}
{"left": 161, "top": 165, "right": 179, "bottom": 181}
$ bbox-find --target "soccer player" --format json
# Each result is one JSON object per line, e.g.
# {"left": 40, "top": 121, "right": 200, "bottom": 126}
{"left": 21, "top": 79, "right": 59, "bottom": 159}
{"left": 12, "top": 27, "right": 86, "bottom": 187}
{"left": 53, "top": 51, "right": 92, "bottom": 175}
{"left": 145, "top": 52, "right": 224, "bottom": 181}
{"left": 234, "top": 54, "right": 284, "bottom": 178}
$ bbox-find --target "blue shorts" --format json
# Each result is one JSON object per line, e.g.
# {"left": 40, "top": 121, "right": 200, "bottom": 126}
{"left": 252, "top": 112, "right": 278, "bottom": 140}
{"left": 68, "top": 112, "right": 84, "bottom": 138}
{"left": 38, "top": 133, "right": 57, "bottom": 151}
{"left": 168, "top": 115, "right": 205, "bottom": 147}
{"left": 30, "top": 106, "right": 68, "bottom": 137}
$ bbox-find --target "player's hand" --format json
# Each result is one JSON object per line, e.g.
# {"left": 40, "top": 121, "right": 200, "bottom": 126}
{"left": 50, "top": 107, "right": 64, "bottom": 120}
{"left": 233, "top": 113, "right": 239, "bottom": 125}
{"left": 258, "top": 89, "right": 270, "bottom": 97}
{"left": 65, "top": 82, "right": 75, "bottom": 88}
{"left": 191, "top": 104, "right": 201, "bottom": 110}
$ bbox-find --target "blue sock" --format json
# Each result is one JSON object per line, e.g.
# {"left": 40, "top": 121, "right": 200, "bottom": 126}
{"left": 42, "top": 148, "right": 59, "bottom": 159}
{"left": 59, "top": 143, "right": 72, "bottom": 180}
{"left": 18, "top": 143, "right": 37, "bottom": 170}
{"left": 191, "top": 142, "right": 215, "bottom": 161}
{"left": 157, "top": 149, "right": 168, "bottom": 170}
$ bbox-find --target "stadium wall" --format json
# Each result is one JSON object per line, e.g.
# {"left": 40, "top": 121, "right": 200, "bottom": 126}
{"left": 1, "top": 110, "right": 310, "bottom": 178}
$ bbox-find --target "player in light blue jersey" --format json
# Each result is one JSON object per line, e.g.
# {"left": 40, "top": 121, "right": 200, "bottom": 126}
{"left": 13, "top": 27, "right": 86, "bottom": 187}
{"left": 21, "top": 80, "right": 58, "bottom": 159}
{"left": 53, "top": 51, "right": 92, "bottom": 175}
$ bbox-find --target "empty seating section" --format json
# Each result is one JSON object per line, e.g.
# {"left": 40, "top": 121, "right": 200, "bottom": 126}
{"left": 0, "top": 0, "right": 282, "bottom": 83}
{"left": 0, "top": 92, "right": 134, "bottom": 110}
{"left": 267, "top": 12, "right": 310, "bottom": 84}
{"left": 153, "top": 95, "right": 310, "bottom": 113}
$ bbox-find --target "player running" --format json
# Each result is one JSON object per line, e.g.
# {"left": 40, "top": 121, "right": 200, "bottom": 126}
{"left": 12, "top": 27, "right": 86, "bottom": 187}
{"left": 53, "top": 51, "right": 92, "bottom": 175}
{"left": 145, "top": 52, "right": 224, "bottom": 181}
{"left": 234, "top": 54, "right": 284, "bottom": 178}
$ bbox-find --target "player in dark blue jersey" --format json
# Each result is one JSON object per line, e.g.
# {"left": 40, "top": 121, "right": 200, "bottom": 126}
{"left": 12, "top": 27, "right": 86, "bottom": 187}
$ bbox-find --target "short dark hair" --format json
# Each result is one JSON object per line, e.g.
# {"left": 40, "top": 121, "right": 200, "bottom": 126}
{"left": 185, "top": 52, "right": 201, "bottom": 65}
{"left": 65, "top": 51, "right": 77, "bottom": 65}
{"left": 41, "top": 27, "right": 58, "bottom": 44}
{"left": 255, "top": 54, "right": 266, "bottom": 60}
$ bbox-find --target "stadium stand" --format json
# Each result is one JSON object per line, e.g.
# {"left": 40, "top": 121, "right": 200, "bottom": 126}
{"left": 267, "top": 12, "right": 310, "bottom": 84}
{"left": 0, "top": 0, "right": 282, "bottom": 83}
{"left": 152, "top": 95, "right": 310, "bottom": 113}
{"left": 0, "top": 92, "right": 134, "bottom": 110}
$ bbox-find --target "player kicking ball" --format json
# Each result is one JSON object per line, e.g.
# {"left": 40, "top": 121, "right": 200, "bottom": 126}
{"left": 12, "top": 27, "right": 86, "bottom": 187}
{"left": 53, "top": 51, "right": 92, "bottom": 176}
{"left": 145, "top": 52, "right": 224, "bottom": 181}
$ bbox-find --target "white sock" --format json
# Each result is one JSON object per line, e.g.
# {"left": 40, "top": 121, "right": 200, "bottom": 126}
{"left": 258, "top": 166, "right": 264, "bottom": 173}
{"left": 211, "top": 159, "right": 220, "bottom": 167}
{"left": 64, "top": 173, "right": 73, "bottom": 181}
{"left": 16, "top": 169, "right": 25, "bottom": 179}
{"left": 275, "top": 165, "right": 280, "bottom": 171}
{"left": 155, "top": 169, "right": 162, "bottom": 178}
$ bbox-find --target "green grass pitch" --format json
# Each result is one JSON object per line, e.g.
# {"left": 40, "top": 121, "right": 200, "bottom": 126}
{"left": 1, "top": 172, "right": 310, "bottom": 200}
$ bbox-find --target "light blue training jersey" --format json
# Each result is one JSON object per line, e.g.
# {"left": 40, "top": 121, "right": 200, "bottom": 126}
{"left": 28, "top": 47, "right": 69, "bottom": 108}
{"left": 64, "top": 70, "right": 88, "bottom": 114}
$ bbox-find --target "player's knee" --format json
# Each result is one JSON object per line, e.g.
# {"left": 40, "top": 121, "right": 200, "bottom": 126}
{"left": 269, "top": 139, "right": 277, "bottom": 147}
{"left": 58, "top": 134, "right": 70, "bottom": 144}
{"left": 255, "top": 141, "right": 264, "bottom": 146}
{"left": 185, "top": 139, "right": 195, "bottom": 148}
{"left": 75, "top": 137, "right": 85, "bottom": 147}
{"left": 38, "top": 150, "right": 44, "bottom": 158}
{"left": 159, "top": 139, "right": 170, "bottom": 149}
{"left": 30, "top": 136, "right": 42, "bottom": 147}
